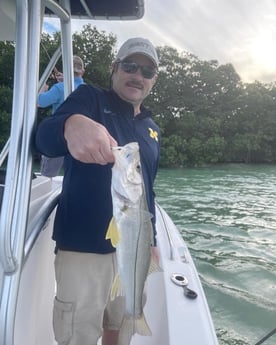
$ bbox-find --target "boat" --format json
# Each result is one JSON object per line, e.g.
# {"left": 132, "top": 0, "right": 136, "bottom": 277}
{"left": 0, "top": 1, "right": 219, "bottom": 344}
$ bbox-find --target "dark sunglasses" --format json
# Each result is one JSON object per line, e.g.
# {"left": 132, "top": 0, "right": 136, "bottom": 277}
{"left": 119, "top": 61, "right": 157, "bottom": 79}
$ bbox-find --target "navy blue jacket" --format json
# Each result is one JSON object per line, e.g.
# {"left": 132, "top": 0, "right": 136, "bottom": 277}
{"left": 35, "top": 85, "right": 160, "bottom": 253}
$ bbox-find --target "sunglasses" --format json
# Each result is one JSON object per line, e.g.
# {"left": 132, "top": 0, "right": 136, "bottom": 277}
{"left": 119, "top": 61, "right": 157, "bottom": 79}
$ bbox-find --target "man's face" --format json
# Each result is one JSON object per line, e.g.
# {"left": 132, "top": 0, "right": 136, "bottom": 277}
{"left": 112, "top": 53, "right": 158, "bottom": 112}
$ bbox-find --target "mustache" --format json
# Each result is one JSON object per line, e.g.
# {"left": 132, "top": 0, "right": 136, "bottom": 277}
{"left": 126, "top": 80, "right": 144, "bottom": 89}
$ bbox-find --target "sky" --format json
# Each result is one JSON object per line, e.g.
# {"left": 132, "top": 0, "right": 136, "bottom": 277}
{"left": 44, "top": 0, "right": 276, "bottom": 83}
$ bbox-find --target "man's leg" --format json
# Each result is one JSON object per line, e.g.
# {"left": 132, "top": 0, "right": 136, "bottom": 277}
{"left": 102, "top": 254, "right": 125, "bottom": 345}
{"left": 53, "top": 250, "right": 117, "bottom": 345}
{"left": 102, "top": 329, "right": 119, "bottom": 345}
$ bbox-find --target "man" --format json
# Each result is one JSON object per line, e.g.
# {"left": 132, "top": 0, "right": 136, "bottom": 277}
{"left": 37, "top": 55, "right": 85, "bottom": 177}
{"left": 35, "top": 37, "right": 160, "bottom": 345}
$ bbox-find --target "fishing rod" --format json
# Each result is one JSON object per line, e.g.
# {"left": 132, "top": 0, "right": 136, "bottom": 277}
{"left": 38, "top": 46, "right": 62, "bottom": 92}
{"left": 41, "top": 42, "right": 61, "bottom": 82}
{"left": 254, "top": 327, "right": 276, "bottom": 345}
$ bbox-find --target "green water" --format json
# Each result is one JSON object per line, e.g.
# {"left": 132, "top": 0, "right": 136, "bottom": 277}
{"left": 155, "top": 164, "right": 276, "bottom": 345}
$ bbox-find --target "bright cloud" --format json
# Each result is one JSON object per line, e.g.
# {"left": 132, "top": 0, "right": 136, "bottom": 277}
{"left": 43, "top": 0, "right": 276, "bottom": 83}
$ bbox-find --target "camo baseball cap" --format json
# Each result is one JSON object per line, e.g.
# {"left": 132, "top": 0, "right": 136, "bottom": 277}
{"left": 115, "top": 37, "right": 159, "bottom": 67}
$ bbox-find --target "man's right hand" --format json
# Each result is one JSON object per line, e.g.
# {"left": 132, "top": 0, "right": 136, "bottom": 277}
{"left": 64, "top": 114, "right": 117, "bottom": 165}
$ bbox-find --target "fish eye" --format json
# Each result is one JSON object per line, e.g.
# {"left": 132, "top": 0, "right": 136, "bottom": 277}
{"left": 136, "top": 164, "right": 141, "bottom": 170}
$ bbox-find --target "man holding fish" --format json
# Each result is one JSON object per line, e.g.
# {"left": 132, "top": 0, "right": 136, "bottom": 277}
{"left": 36, "top": 37, "right": 161, "bottom": 345}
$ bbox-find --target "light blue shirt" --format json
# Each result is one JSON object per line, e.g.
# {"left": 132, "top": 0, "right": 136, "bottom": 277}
{"left": 38, "top": 76, "right": 84, "bottom": 113}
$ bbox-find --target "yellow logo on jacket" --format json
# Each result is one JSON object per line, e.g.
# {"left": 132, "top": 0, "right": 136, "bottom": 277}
{"left": 149, "top": 128, "right": 158, "bottom": 142}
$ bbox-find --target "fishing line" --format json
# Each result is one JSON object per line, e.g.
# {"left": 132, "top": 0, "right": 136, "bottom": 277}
{"left": 41, "top": 42, "right": 60, "bottom": 81}
{"left": 254, "top": 327, "right": 276, "bottom": 345}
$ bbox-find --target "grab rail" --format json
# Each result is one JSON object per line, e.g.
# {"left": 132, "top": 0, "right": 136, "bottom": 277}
{"left": 155, "top": 203, "right": 175, "bottom": 260}
{"left": 0, "top": 189, "right": 60, "bottom": 345}
{"left": 0, "top": 1, "right": 42, "bottom": 344}
{"left": 44, "top": 0, "right": 70, "bottom": 22}
{"left": 24, "top": 187, "right": 60, "bottom": 263}
{"left": 0, "top": 138, "right": 10, "bottom": 168}
{"left": 0, "top": 0, "right": 29, "bottom": 274}
{"left": 0, "top": 0, "right": 72, "bottom": 344}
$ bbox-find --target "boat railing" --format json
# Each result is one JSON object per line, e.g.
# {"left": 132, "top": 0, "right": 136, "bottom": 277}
{"left": 23, "top": 186, "right": 60, "bottom": 263}
{"left": 156, "top": 203, "right": 175, "bottom": 260}
{"left": 0, "top": 0, "right": 36, "bottom": 274}
{"left": 0, "top": 1, "right": 72, "bottom": 344}
{"left": 0, "top": 0, "right": 71, "bottom": 274}
{"left": 0, "top": 1, "right": 145, "bottom": 343}
{"left": 0, "top": 46, "right": 61, "bottom": 171}
{"left": 0, "top": 138, "right": 10, "bottom": 168}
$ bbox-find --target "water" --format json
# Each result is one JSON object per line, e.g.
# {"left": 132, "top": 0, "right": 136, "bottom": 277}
{"left": 155, "top": 164, "right": 276, "bottom": 345}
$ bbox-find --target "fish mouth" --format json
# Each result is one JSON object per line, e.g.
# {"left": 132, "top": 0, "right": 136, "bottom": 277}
{"left": 111, "top": 146, "right": 123, "bottom": 151}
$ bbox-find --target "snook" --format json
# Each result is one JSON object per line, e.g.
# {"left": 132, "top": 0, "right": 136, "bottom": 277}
{"left": 106, "top": 142, "right": 160, "bottom": 345}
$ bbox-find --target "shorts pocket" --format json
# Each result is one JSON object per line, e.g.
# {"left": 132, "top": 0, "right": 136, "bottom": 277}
{"left": 53, "top": 297, "right": 74, "bottom": 344}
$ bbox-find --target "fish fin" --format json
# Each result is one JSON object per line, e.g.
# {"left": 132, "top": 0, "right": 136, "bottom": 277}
{"left": 118, "top": 314, "right": 151, "bottom": 345}
{"left": 135, "top": 313, "right": 152, "bottom": 336}
{"left": 106, "top": 217, "right": 120, "bottom": 247}
{"left": 111, "top": 274, "right": 124, "bottom": 300}
{"left": 148, "top": 255, "right": 163, "bottom": 275}
{"left": 118, "top": 317, "right": 134, "bottom": 345}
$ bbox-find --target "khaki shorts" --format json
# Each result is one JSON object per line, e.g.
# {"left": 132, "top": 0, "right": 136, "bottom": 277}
{"left": 53, "top": 250, "right": 125, "bottom": 345}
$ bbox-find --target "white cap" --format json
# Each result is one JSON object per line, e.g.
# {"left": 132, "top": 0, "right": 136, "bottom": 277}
{"left": 115, "top": 37, "right": 159, "bottom": 67}
{"left": 73, "top": 55, "right": 84, "bottom": 73}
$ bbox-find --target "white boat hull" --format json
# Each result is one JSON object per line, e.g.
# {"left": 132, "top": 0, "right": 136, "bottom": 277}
{"left": 10, "top": 176, "right": 218, "bottom": 345}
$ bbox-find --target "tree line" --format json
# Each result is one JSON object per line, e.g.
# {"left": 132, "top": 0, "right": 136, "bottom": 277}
{"left": 1, "top": 24, "right": 276, "bottom": 167}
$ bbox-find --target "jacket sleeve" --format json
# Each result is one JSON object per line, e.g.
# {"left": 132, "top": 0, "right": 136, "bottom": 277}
{"left": 37, "top": 84, "right": 62, "bottom": 108}
{"left": 35, "top": 85, "right": 96, "bottom": 157}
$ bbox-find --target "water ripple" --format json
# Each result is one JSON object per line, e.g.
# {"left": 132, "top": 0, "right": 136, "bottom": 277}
{"left": 155, "top": 165, "right": 276, "bottom": 345}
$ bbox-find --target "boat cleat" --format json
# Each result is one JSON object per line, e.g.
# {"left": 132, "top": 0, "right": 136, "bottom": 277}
{"left": 171, "top": 273, "right": 198, "bottom": 299}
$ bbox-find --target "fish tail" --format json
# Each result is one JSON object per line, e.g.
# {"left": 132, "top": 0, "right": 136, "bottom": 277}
{"left": 148, "top": 255, "right": 163, "bottom": 275}
{"left": 118, "top": 317, "right": 134, "bottom": 345}
{"left": 118, "top": 314, "right": 151, "bottom": 345}
{"left": 135, "top": 312, "right": 152, "bottom": 336}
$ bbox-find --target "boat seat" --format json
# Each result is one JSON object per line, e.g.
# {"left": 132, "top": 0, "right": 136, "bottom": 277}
{"left": 0, "top": 170, "right": 37, "bottom": 214}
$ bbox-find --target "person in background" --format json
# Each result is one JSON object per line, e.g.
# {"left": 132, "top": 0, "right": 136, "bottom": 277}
{"left": 35, "top": 37, "right": 160, "bottom": 345}
{"left": 37, "top": 55, "right": 85, "bottom": 177}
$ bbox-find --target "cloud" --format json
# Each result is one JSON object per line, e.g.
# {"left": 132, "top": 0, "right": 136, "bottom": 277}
{"left": 44, "top": 0, "right": 276, "bottom": 83}
{"left": 43, "top": 21, "right": 60, "bottom": 35}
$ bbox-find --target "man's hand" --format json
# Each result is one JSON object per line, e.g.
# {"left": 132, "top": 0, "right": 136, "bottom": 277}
{"left": 55, "top": 72, "right": 64, "bottom": 82}
{"left": 40, "top": 84, "right": 49, "bottom": 93}
{"left": 64, "top": 114, "right": 117, "bottom": 165}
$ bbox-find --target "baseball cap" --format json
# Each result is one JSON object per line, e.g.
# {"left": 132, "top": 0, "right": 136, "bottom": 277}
{"left": 115, "top": 37, "right": 159, "bottom": 67}
{"left": 73, "top": 55, "right": 84, "bottom": 73}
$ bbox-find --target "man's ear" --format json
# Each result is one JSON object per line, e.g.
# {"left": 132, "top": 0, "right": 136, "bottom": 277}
{"left": 111, "top": 62, "right": 118, "bottom": 74}
{"left": 152, "top": 74, "right": 158, "bottom": 85}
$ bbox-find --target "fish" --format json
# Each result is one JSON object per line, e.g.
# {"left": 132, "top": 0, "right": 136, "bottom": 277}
{"left": 106, "top": 142, "right": 161, "bottom": 345}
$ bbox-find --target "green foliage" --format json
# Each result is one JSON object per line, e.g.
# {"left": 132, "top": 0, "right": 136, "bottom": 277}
{"left": 39, "top": 26, "right": 116, "bottom": 88}
{"left": 0, "top": 41, "right": 15, "bottom": 88}
{"left": 147, "top": 46, "right": 276, "bottom": 166}
{"left": 0, "top": 84, "right": 12, "bottom": 150}
{"left": 1, "top": 31, "right": 276, "bottom": 166}
{"left": 73, "top": 24, "right": 117, "bottom": 88}
{"left": 160, "top": 135, "right": 188, "bottom": 167}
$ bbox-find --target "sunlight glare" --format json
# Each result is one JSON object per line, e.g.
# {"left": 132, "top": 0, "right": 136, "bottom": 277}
{"left": 249, "top": 30, "right": 276, "bottom": 72}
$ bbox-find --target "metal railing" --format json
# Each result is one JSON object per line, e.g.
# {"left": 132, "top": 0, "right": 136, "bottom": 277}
{"left": 0, "top": 0, "right": 72, "bottom": 344}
